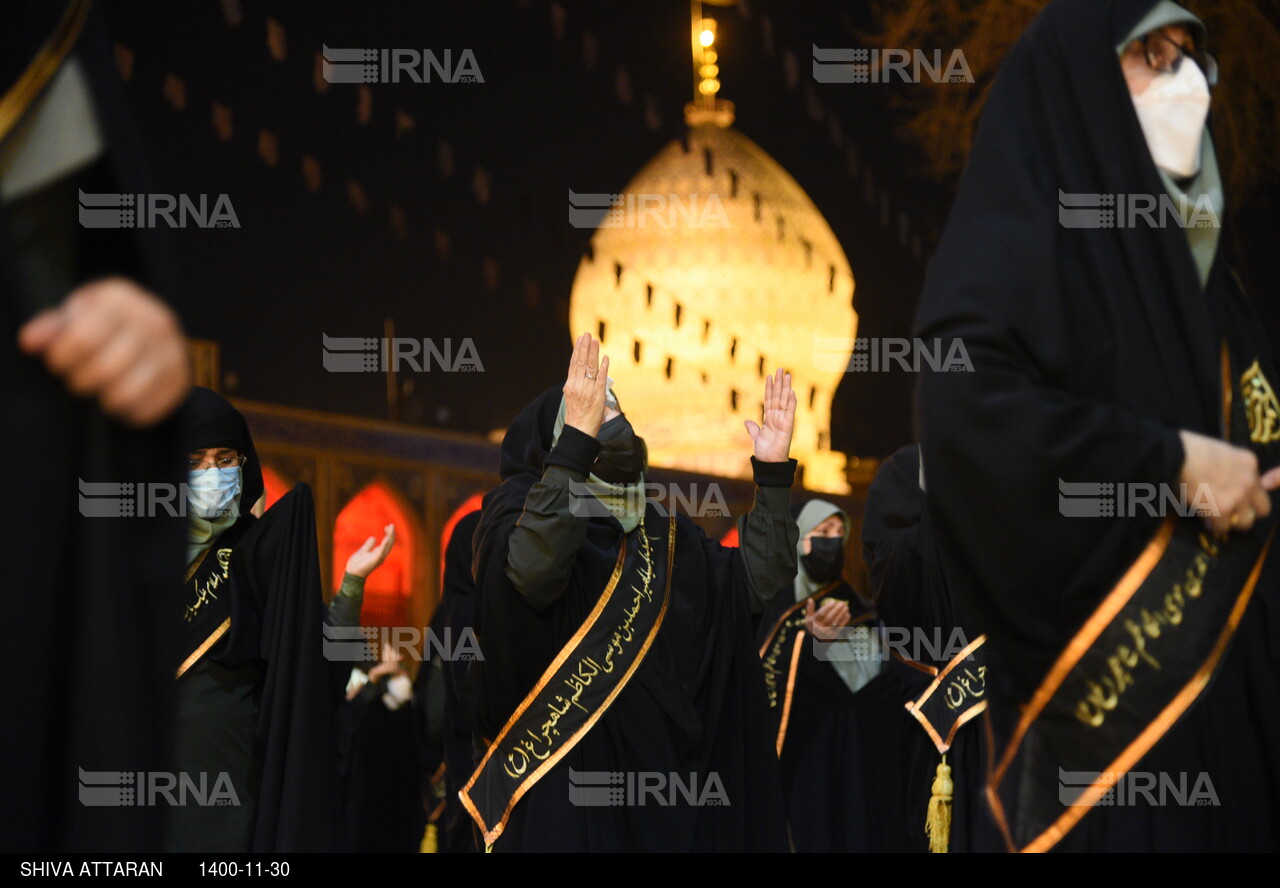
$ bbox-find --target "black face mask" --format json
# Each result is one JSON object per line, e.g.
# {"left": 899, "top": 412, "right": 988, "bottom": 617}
{"left": 802, "top": 536, "right": 844, "bottom": 584}
{"left": 592, "top": 415, "right": 647, "bottom": 484}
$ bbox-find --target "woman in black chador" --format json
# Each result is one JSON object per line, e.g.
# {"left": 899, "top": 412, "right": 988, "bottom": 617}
{"left": 414, "top": 506, "right": 484, "bottom": 853}
{"left": 174, "top": 387, "right": 394, "bottom": 852}
{"left": 755, "top": 498, "right": 879, "bottom": 851}
{"left": 463, "top": 333, "right": 798, "bottom": 851}
{"left": 856, "top": 444, "right": 989, "bottom": 853}
{"left": 916, "top": 0, "right": 1280, "bottom": 852}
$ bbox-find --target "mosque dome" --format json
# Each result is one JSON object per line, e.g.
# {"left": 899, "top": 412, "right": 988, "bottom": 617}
{"left": 568, "top": 110, "right": 856, "bottom": 492}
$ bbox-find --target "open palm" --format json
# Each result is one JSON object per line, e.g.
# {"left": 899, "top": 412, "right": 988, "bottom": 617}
{"left": 346, "top": 523, "right": 396, "bottom": 578}
{"left": 744, "top": 368, "right": 796, "bottom": 463}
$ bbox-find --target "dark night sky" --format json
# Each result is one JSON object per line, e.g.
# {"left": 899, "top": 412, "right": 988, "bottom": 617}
{"left": 101, "top": 0, "right": 1280, "bottom": 460}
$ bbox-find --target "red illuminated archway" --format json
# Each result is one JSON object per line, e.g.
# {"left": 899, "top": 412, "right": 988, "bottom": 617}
{"left": 439, "top": 493, "right": 485, "bottom": 588}
{"left": 333, "top": 481, "right": 419, "bottom": 629}
{"left": 260, "top": 465, "right": 290, "bottom": 513}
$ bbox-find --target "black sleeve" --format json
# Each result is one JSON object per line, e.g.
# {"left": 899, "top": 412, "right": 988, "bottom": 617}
{"left": 736, "top": 458, "right": 799, "bottom": 612}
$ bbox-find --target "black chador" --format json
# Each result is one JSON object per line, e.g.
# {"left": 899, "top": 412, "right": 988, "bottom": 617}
{"left": 915, "top": 0, "right": 1280, "bottom": 852}
{"left": 1, "top": 0, "right": 183, "bottom": 852}
{"left": 857, "top": 445, "right": 990, "bottom": 853}
{"left": 413, "top": 507, "right": 484, "bottom": 854}
{"left": 755, "top": 499, "right": 879, "bottom": 851}
{"left": 173, "top": 388, "right": 350, "bottom": 852}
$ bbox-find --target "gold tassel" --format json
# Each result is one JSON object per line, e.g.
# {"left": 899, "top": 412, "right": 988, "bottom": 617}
{"left": 926, "top": 754, "right": 953, "bottom": 854}
{"left": 420, "top": 822, "right": 438, "bottom": 854}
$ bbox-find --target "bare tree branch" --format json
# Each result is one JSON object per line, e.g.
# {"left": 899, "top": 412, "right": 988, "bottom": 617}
{"left": 865, "top": 0, "right": 1280, "bottom": 213}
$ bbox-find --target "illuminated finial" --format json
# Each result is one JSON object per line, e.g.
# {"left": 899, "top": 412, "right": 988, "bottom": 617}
{"left": 686, "top": 1, "right": 735, "bottom": 127}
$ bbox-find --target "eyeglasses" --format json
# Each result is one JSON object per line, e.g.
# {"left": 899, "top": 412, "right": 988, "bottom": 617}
{"left": 1141, "top": 31, "right": 1218, "bottom": 87}
{"left": 187, "top": 454, "right": 247, "bottom": 471}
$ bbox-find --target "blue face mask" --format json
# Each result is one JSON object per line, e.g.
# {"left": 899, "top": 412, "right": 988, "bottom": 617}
{"left": 187, "top": 467, "right": 241, "bottom": 520}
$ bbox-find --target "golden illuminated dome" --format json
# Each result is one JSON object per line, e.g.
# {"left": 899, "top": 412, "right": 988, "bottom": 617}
{"left": 569, "top": 112, "right": 856, "bottom": 492}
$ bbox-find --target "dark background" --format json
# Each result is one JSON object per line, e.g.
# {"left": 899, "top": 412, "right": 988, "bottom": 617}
{"left": 102, "top": 0, "right": 1280, "bottom": 460}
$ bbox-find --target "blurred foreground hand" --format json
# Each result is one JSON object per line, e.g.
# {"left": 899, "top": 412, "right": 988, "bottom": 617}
{"left": 18, "top": 277, "right": 192, "bottom": 427}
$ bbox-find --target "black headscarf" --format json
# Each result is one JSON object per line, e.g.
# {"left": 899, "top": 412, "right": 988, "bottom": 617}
{"left": 471, "top": 384, "right": 611, "bottom": 593}
{"left": 861, "top": 443, "right": 954, "bottom": 637}
{"left": 181, "top": 385, "right": 265, "bottom": 515}
{"left": 914, "top": 0, "right": 1232, "bottom": 695}
{"left": 472, "top": 383, "right": 556, "bottom": 571}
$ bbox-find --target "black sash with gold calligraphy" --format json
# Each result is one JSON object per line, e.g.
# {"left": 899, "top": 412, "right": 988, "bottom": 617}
{"left": 178, "top": 520, "right": 249, "bottom": 680}
{"left": 459, "top": 513, "right": 676, "bottom": 847}
{"left": 757, "top": 584, "right": 874, "bottom": 755}
{"left": 904, "top": 635, "right": 989, "bottom": 756}
{"left": 988, "top": 511, "right": 1275, "bottom": 852}
{"left": 988, "top": 337, "right": 1280, "bottom": 852}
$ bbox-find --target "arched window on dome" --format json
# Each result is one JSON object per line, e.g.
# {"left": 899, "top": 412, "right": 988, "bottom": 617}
{"left": 332, "top": 482, "right": 419, "bottom": 630}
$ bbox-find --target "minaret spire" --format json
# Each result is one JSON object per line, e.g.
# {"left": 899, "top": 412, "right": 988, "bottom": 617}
{"left": 684, "top": 0, "right": 735, "bottom": 127}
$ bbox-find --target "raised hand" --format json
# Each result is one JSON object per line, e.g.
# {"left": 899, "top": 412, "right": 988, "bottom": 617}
{"left": 346, "top": 523, "right": 396, "bottom": 578}
{"left": 563, "top": 332, "right": 610, "bottom": 439}
{"left": 744, "top": 367, "right": 796, "bottom": 463}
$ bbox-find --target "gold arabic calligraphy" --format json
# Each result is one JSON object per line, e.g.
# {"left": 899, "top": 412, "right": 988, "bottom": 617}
{"left": 1074, "top": 533, "right": 1218, "bottom": 727}
{"left": 502, "top": 528, "right": 658, "bottom": 779}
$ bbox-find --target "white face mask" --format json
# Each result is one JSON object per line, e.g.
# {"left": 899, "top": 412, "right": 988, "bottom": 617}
{"left": 187, "top": 467, "right": 241, "bottom": 520}
{"left": 1131, "top": 58, "right": 1211, "bottom": 179}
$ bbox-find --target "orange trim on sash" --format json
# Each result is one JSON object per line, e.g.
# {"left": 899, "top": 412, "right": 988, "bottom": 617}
{"left": 903, "top": 634, "right": 989, "bottom": 754}
{"left": 893, "top": 649, "right": 940, "bottom": 677}
{"left": 176, "top": 617, "right": 230, "bottom": 679}
{"left": 775, "top": 630, "right": 806, "bottom": 756}
{"left": 184, "top": 546, "right": 211, "bottom": 584}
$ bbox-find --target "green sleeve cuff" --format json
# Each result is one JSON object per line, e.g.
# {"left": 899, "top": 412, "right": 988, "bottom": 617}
{"left": 338, "top": 571, "right": 366, "bottom": 598}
